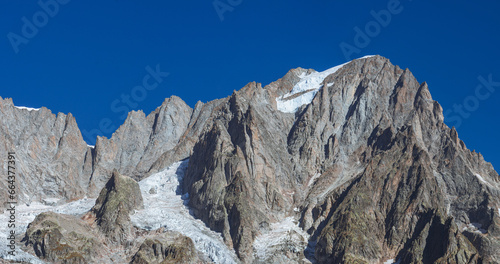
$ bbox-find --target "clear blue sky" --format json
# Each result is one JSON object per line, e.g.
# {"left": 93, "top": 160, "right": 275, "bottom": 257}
{"left": 1, "top": 0, "right": 499, "bottom": 169}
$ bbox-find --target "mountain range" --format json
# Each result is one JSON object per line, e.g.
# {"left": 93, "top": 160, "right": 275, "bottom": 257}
{"left": 1, "top": 55, "right": 499, "bottom": 263}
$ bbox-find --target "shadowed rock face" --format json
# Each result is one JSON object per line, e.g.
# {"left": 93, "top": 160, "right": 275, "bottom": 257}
{"left": 4, "top": 55, "right": 500, "bottom": 263}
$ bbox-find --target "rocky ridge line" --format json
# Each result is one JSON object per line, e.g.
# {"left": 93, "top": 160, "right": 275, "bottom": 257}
{"left": 1, "top": 55, "right": 499, "bottom": 263}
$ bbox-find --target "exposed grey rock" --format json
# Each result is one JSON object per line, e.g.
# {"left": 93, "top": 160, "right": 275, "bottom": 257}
{"left": 183, "top": 82, "right": 298, "bottom": 261}
{"left": 21, "top": 171, "right": 144, "bottom": 263}
{"left": 0, "top": 95, "right": 194, "bottom": 206}
{"left": 182, "top": 56, "right": 500, "bottom": 263}
{"left": 2, "top": 55, "right": 500, "bottom": 263}
{"left": 22, "top": 211, "right": 108, "bottom": 264}
{"left": 130, "top": 231, "right": 204, "bottom": 264}
{"left": 292, "top": 57, "right": 500, "bottom": 263}
{"left": 0, "top": 100, "right": 89, "bottom": 207}
{"left": 148, "top": 98, "right": 228, "bottom": 175}
{"left": 86, "top": 96, "right": 194, "bottom": 196}
{"left": 87, "top": 169, "right": 143, "bottom": 244}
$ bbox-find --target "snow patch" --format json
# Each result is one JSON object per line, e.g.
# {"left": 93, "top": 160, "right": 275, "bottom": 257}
{"left": 276, "top": 64, "right": 345, "bottom": 113}
{"left": 276, "top": 55, "right": 376, "bottom": 113}
{"left": 475, "top": 173, "right": 488, "bottom": 185}
{"left": 14, "top": 106, "right": 40, "bottom": 112}
{"left": 308, "top": 173, "right": 321, "bottom": 187}
{"left": 384, "top": 259, "right": 401, "bottom": 264}
{"left": 463, "top": 222, "right": 487, "bottom": 234}
{"left": 253, "top": 217, "right": 310, "bottom": 262}
{"left": 467, "top": 222, "right": 487, "bottom": 234}
{"left": 474, "top": 173, "right": 498, "bottom": 189}
{"left": 131, "top": 160, "right": 239, "bottom": 264}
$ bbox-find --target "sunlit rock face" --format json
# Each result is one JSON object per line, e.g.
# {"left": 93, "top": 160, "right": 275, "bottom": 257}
{"left": 2, "top": 56, "right": 499, "bottom": 263}
{"left": 183, "top": 56, "right": 500, "bottom": 263}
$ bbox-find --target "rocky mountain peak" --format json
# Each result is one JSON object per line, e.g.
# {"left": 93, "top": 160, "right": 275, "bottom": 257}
{"left": 2, "top": 55, "right": 499, "bottom": 263}
{"left": 88, "top": 169, "right": 143, "bottom": 244}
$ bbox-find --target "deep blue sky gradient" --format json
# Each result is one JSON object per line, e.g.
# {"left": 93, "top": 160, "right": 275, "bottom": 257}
{"left": 1, "top": 0, "right": 499, "bottom": 169}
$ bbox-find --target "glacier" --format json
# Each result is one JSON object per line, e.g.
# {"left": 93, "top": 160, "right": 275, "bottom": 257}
{"left": 130, "top": 159, "right": 240, "bottom": 264}
{"left": 0, "top": 160, "right": 241, "bottom": 263}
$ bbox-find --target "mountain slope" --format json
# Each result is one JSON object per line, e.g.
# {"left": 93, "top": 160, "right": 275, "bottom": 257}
{"left": 182, "top": 56, "right": 500, "bottom": 263}
{"left": 0, "top": 55, "right": 499, "bottom": 263}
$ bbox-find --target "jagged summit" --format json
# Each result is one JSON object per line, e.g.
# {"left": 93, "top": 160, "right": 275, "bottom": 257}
{"left": 1, "top": 55, "right": 499, "bottom": 263}
{"left": 276, "top": 55, "right": 376, "bottom": 113}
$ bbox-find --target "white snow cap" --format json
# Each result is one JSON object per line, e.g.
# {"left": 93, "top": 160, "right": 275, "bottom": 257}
{"left": 276, "top": 55, "right": 375, "bottom": 113}
{"left": 14, "top": 106, "right": 40, "bottom": 112}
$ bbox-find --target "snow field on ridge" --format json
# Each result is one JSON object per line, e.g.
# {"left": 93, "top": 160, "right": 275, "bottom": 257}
{"left": 14, "top": 106, "right": 40, "bottom": 112}
{"left": 276, "top": 55, "right": 375, "bottom": 113}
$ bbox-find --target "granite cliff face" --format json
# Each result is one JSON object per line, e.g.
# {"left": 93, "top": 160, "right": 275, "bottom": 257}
{"left": 0, "top": 102, "right": 89, "bottom": 206}
{"left": 1, "top": 55, "right": 499, "bottom": 263}
{"left": 0, "top": 96, "right": 195, "bottom": 206}
{"left": 87, "top": 96, "right": 194, "bottom": 195}
{"left": 87, "top": 169, "right": 144, "bottom": 244}
{"left": 182, "top": 56, "right": 500, "bottom": 263}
